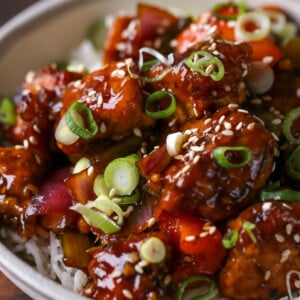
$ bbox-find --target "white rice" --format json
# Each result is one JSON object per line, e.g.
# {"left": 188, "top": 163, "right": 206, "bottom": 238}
{"left": 0, "top": 227, "right": 88, "bottom": 294}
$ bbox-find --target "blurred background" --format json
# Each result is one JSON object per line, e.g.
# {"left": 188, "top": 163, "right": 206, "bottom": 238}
{"left": 0, "top": 1, "right": 38, "bottom": 298}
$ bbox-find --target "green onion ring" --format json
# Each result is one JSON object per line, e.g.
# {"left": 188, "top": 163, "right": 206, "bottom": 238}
{"left": 145, "top": 90, "right": 176, "bottom": 119}
{"left": 0, "top": 97, "right": 16, "bottom": 125}
{"left": 186, "top": 50, "right": 225, "bottom": 81}
{"left": 65, "top": 102, "right": 98, "bottom": 139}
{"left": 286, "top": 145, "right": 300, "bottom": 180}
{"left": 213, "top": 146, "right": 252, "bottom": 168}
{"left": 282, "top": 107, "right": 300, "bottom": 144}
{"left": 212, "top": 1, "right": 247, "bottom": 21}
{"left": 260, "top": 190, "right": 300, "bottom": 202}
{"left": 177, "top": 275, "right": 216, "bottom": 300}
{"left": 242, "top": 221, "right": 257, "bottom": 244}
{"left": 222, "top": 229, "right": 239, "bottom": 249}
{"left": 118, "top": 189, "right": 140, "bottom": 205}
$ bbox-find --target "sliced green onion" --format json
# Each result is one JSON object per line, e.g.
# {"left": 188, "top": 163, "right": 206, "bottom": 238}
{"left": 213, "top": 146, "right": 252, "bottom": 168}
{"left": 186, "top": 50, "right": 225, "bottom": 81}
{"left": 145, "top": 90, "right": 176, "bottom": 119}
{"left": 93, "top": 175, "right": 110, "bottom": 197}
{"left": 242, "top": 221, "right": 257, "bottom": 244}
{"left": 286, "top": 145, "right": 300, "bottom": 180}
{"left": 141, "top": 59, "right": 159, "bottom": 71}
{"left": 117, "top": 189, "right": 140, "bottom": 205}
{"left": 55, "top": 115, "right": 82, "bottom": 145}
{"left": 86, "top": 195, "right": 124, "bottom": 225}
{"left": 0, "top": 97, "right": 16, "bottom": 125}
{"left": 140, "top": 236, "right": 166, "bottom": 264}
{"left": 264, "top": 10, "right": 286, "bottom": 35}
{"left": 260, "top": 190, "right": 300, "bottom": 202}
{"left": 282, "top": 107, "right": 300, "bottom": 144}
{"left": 212, "top": 1, "right": 246, "bottom": 21}
{"left": 71, "top": 203, "right": 120, "bottom": 234}
{"left": 222, "top": 229, "right": 239, "bottom": 249}
{"left": 65, "top": 102, "right": 98, "bottom": 139}
{"left": 235, "top": 11, "right": 271, "bottom": 42}
{"left": 177, "top": 275, "right": 216, "bottom": 300}
{"left": 73, "top": 157, "right": 91, "bottom": 174}
{"left": 104, "top": 155, "right": 140, "bottom": 196}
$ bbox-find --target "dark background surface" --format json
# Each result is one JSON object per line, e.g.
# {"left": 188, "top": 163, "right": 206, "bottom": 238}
{"left": 0, "top": 2, "right": 38, "bottom": 299}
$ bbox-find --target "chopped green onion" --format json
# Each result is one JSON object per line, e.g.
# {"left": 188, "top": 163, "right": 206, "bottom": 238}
{"left": 213, "top": 146, "right": 252, "bottom": 168}
{"left": 73, "top": 157, "right": 91, "bottom": 174}
{"left": 286, "top": 145, "right": 300, "bottom": 180}
{"left": 260, "top": 190, "right": 300, "bottom": 202}
{"left": 93, "top": 175, "right": 110, "bottom": 197}
{"left": 186, "top": 50, "right": 225, "bottom": 81}
{"left": 177, "top": 275, "right": 215, "bottom": 300}
{"left": 222, "top": 229, "right": 239, "bottom": 249}
{"left": 242, "top": 221, "right": 257, "bottom": 244}
{"left": 104, "top": 155, "right": 140, "bottom": 196}
{"left": 55, "top": 115, "right": 82, "bottom": 145}
{"left": 145, "top": 90, "right": 176, "bottom": 119}
{"left": 117, "top": 189, "right": 140, "bottom": 205}
{"left": 212, "top": 1, "right": 246, "bottom": 21}
{"left": 141, "top": 59, "right": 159, "bottom": 71}
{"left": 0, "top": 97, "right": 16, "bottom": 125}
{"left": 65, "top": 102, "right": 98, "bottom": 139}
{"left": 71, "top": 203, "right": 120, "bottom": 234}
{"left": 235, "top": 11, "right": 271, "bottom": 42}
{"left": 282, "top": 107, "right": 300, "bottom": 144}
{"left": 86, "top": 195, "right": 124, "bottom": 225}
{"left": 140, "top": 236, "right": 166, "bottom": 264}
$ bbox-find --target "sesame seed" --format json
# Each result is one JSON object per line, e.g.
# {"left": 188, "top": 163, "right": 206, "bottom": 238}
{"left": 35, "top": 154, "right": 41, "bottom": 165}
{"left": 109, "top": 188, "right": 117, "bottom": 198}
{"left": 147, "top": 217, "right": 156, "bottom": 228}
{"left": 219, "top": 115, "right": 226, "bottom": 124}
{"left": 235, "top": 122, "right": 243, "bottom": 130}
{"left": 228, "top": 103, "right": 239, "bottom": 109}
{"left": 293, "top": 234, "right": 300, "bottom": 243}
{"left": 29, "top": 136, "right": 37, "bottom": 145}
{"left": 262, "top": 56, "right": 274, "bottom": 64}
{"left": 272, "top": 118, "right": 282, "bottom": 125}
{"left": 295, "top": 280, "right": 300, "bottom": 289}
{"left": 224, "top": 85, "right": 231, "bottom": 92}
{"left": 275, "top": 233, "right": 285, "bottom": 243}
{"left": 168, "top": 118, "right": 177, "bottom": 127}
{"left": 237, "top": 109, "right": 249, "bottom": 114}
{"left": 296, "top": 88, "right": 300, "bottom": 98}
{"left": 222, "top": 130, "right": 234, "bottom": 136}
{"left": 134, "top": 264, "right": 144, "bottom": 274}
{"left": 199, "top": 232, "right": 209, "bottom": 238}
{"left": 250, "top": 98, "right": 262, "bottom": 105}
{"left": 73, "top": 80, "right": 82, "bottom": 88}
{"left": 23, "top": 139, "right": 29, "bottom": 149}
{"left": 209, "top": 226, "right": 216, "bottom": 235}
{"left": 224, "top": 121, "right": 232, "bottom": 130}
{"left": 111, "top": 69, "right": 126, "bottom": 77}
{"left": 116, "top": 42, "right": 126, "bottom": 51}
{"left": 271, "top": 132, "right": 279, "bottom": 141}
{"left": 164, "top": 275, "right": 172, "bottom": 286}
{"left": 190, "top": 145, "right": 204, "bottom": 152}
{"left": 280, "top": 249, "right": 291, "bottom": 263}
{"left": 133, "top": 128, "right": 142, "bottom": 137}
{"left": 247, "top": 122, "right": 255, "bottom": 130}
{"left": 111, "top": 270, "right": 122, "bottom": 278}
{"left": 122, "top": 289, "right": 133, "bottom": 299}
{"left": 193, "top": 155, "right": 200, "bottom": 164}
{"left": 100, "top": 122, "right": 107, "bottom": 134}
{"left": 211, "top": 90, "right": 218, "bottom": 97}
{"left": 204, "top": 118, "right": 212, "bottom": 125}
{"left": 203, "top": 127, "right": 212, "bottom": 134}
{"left": 88, "top": 90, "right": 97, "bottom": 96}
{"left": 87, "top": 166, "right": 94, "bottom": 176}
{"left": 25, "top": 71, "right": 35, "bottom": 83}
{"left": 15, "top": 145, "right": 24, "bottom": 150}
{"left": 33, "top": 124, "right": 41, "bottom": 134}
{"left": 264, "top": 270, "right": 271, "bottom": 281}
{"left": 185, "top": 235, "right": 196, "bottom": 242}
{"left": 97, "top": 94, "right": 103, "bottom": 106}
{"left": 286, "top": 224, "right": 293, "bottom": 235}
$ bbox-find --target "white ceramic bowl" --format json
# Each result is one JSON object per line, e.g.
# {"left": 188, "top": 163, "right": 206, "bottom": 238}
{"left": 0, "top": 0, "right": 299, "bottom": 299}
